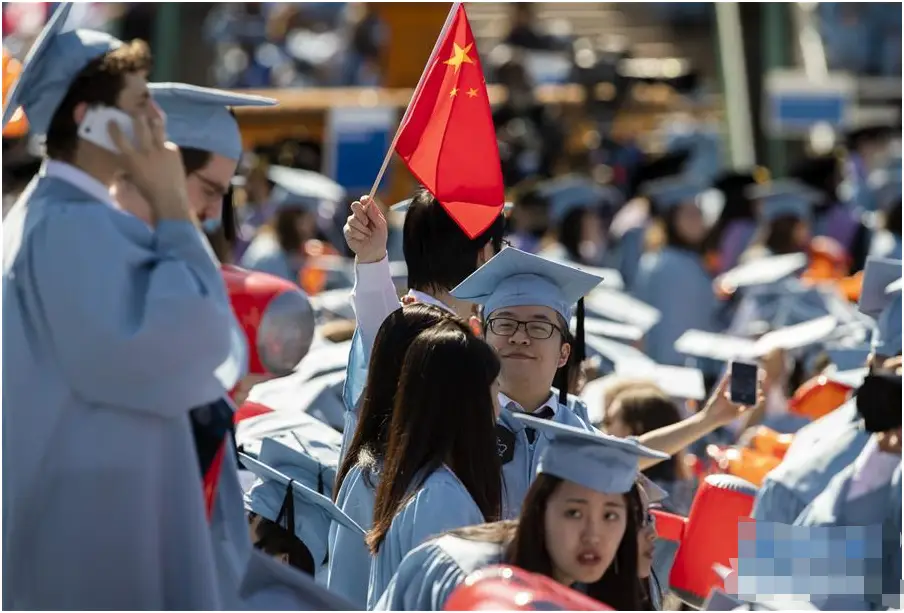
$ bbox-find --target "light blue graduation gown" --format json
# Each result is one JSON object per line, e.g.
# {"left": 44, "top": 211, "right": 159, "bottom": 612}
{"left": 367, "top": 467, "right": 486, "bottom": 608}
{"left": 751, "top": 401, "right": 869, "bottom": 525}
{"left": 616, "top": 224, "right": 647, "bottom": 289}
{"left": 631, "top": 247, "right": 721, "bottom": 371}
{"left": 374, "top": 533, "right": 506, "bottom": 611}
{"left": 326, "top": 463, "right": 379, "bottom": 608}
{"left": 793, "top": 462, "right": 902, "bottom": 610}
{"left": 497, "top": 403, "right": 596, "bottom": 519}
{"left": 2, "top": 174, "right": 237, "bottom": 609}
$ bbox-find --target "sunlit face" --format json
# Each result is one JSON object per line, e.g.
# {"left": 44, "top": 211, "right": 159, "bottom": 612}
{"left": 485, "top": 305, "right": 570, "bottom": 396}
{"left": 636, "top": 487, "right": 656, "bottom": 579}
{"left": 186, "top": 153, "right": 237, "bottom": 222}
{"left": 673, "top": 202, "right": 706, "bottom": 246}
{"left": 543, "top": 480, "right": 627, "bottom": 586}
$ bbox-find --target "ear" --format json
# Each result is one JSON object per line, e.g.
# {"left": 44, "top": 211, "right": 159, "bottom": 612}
{"left": 72, "top": 101, "right": 89, "bottom": 125}
{"left": 468, "top": 315, "right": 484, "bottom": 338}
{"left": 557, "top": 341, "right": 571, "bottom": 369}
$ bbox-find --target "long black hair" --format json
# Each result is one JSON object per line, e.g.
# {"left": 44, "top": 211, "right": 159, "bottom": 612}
{"left": 367, "top": 323, "right": 503, "bottom": 553}
{"left": 334, "top": 303, "right": 459, "bottom": 498}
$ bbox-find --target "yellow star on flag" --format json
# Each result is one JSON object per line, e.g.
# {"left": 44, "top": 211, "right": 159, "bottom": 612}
{"left": 450, "top": 87, "right": 459, "bottom": 98}
{"left": 444, "top": 42, "right": 474, "bottom": 74}
{"left": 467, "top": 88, "right": 479, "bottom": 98}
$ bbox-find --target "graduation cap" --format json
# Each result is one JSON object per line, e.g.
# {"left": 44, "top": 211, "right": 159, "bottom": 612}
{"left": 149, "top": 83, "right": 276, "bottom": 161}
{"left": 614, "top": 363, "right": 707, "bottom": 401}
{"left": 583, "top": 287, "right": 662, "bottom": 333}
{"left": 636, "top": 473, "right": 669, "bottom": 505}
{"left": 240, "top": 451, "right": 364, "bottom": 568}
{"left": 576, "top": 315, "right": 644, "bottom": 343}
{"left": 451, "top": 248, "right": 603, "bottom": 404}
{"left": 451, "top": 248, "right": 602, "bottom": 323}
{"left": 267, "top": 165, "right": 346, "bottom": 212}
{"left": 239, "top": 431, "right": 340, "bottom": 500}
{"left": 240, "top": 369, "right": 347, "bottom": 434}
{"left": 874, "top": 287, "right": 902, "bottom": 357}
{"left": 715, "top": 252, "right": 808, "bottom": 292}
{"left": 309, "top": 289, "right": 354, "bottom": 322}
{"left": 511, "top": 413, "right": 668, "bottom": 494}
{"left": 747, "top": 179, "right": 822, "bottom": 223}
{"left": 1, "top": 3, "right": 121, "bottom": 135}
{"left": 674, "top": 329, "right": 757, "bottom": 363}
{"left": 858, "top": 257, "right": 903, "bottom": 318}
{"left": 641, "top": 174, "right": 708, "bottom": 213}
{"left": 583, "top": 334, "right": 656, "bottom": 374}
{"left": 541, "top": 258, "right": 624, "bottom": 290}
{"left": 535, "top": 176, "right": 624, "bottom": 224}
{"left": 824, "top": 344, "right": 873, "bottom": 371}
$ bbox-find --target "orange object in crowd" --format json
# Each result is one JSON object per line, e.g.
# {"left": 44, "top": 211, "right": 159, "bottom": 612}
{"left": 748, "top": 426, "right": 794, "bottom": 460}
{"left": 788, "top": 374, "right": 854, "bottom": 422}
{"left": 837, "top": 270, "right": 864, "bottom": 302}
{"left": 706, "top": 445, "right": 781, "bottom": 487}
{"left": 299, "top": 239, "right": 340, "bottom": 296}
{"left": 2, "top": 48, "right": 29, "bottom": 138}
{"left": 801, "top": 236, "right": 851, "bottom": 285}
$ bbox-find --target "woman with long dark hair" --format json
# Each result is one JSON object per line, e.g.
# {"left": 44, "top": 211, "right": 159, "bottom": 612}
{"left": 373, "top": 415, "right": 669, "bottom": 610}
{"left": 366, "top": 322, "right": 504, "bottom": 607}
{"left": 326, "top": 303, "right": 459, "bottom": 607}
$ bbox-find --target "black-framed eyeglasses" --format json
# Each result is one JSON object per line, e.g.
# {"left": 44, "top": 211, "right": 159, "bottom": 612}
{"left": 487, "top": 317, "right": 562, "bottom": 340}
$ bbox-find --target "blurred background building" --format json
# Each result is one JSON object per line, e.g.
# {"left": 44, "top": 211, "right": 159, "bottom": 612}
{"left": 3, "top": 2, "right": 901, "bottom": 229}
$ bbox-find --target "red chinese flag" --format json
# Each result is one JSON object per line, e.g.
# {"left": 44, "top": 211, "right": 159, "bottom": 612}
{"left": 394, "top": 4, "right": 504, "bottom": 239}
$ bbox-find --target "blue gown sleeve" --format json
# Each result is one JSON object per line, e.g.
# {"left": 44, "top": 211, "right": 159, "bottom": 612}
{"left": 750, "top": 475, "right": 806, "bottom": 525}
{"left": 25, "top": 210, "right": 235, "bottom": 414}
{"left": 373, "top": 542, "right": 468, "bottom": 611}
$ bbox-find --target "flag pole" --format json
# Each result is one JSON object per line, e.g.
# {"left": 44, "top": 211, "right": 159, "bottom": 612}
{"left": 366, "top": 2, "right": 462, "bottom": 204}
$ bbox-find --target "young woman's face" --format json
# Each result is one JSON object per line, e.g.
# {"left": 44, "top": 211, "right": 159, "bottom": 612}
{"left": 543, "top": 480, "right": 627, "bottom": 586}
{"left": 636, "top": 488, "right": 657, "bottom": 579}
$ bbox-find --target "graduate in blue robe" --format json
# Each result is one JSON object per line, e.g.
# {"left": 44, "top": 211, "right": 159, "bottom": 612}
{"left": 374, "top": 415, "right": 668, "bottom": 611}
{"left": 0, "top": 7, "right": 246, "bottom": 609}
{"left": 753, "top": 258, "right": 902, "bottom": 525}
{"left": 793, "top": 448, "right": 901, "bottom": 610}
{"left": 364, "top": 318, "right": 504, "bottom": 607}
{"left": 239, "top": 166, "right": 349, "bottom": 288}
{"left": 450, "top": 248, "right": 606, "bottom": 517}
{"left": 630, "top": 175, "right": 722, "bottom": 372}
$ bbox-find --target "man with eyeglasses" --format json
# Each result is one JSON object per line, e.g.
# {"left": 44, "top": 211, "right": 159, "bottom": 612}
{"left": 452, "top": 247, "right": 756, "bottom": 519}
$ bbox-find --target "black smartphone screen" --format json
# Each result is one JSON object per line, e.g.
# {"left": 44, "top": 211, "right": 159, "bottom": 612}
{"left": 730, "top": 361, "right": 758, "bottom": 406}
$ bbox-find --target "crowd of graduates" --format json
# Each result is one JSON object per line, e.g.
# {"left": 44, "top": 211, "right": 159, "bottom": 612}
{"left": 2, "top": 3, "right": 902, "bottom": 611}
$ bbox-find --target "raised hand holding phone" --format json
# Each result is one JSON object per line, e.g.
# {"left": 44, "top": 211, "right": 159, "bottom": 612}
{"left": 107, "top": 104, "right": 192, "bottom": 222}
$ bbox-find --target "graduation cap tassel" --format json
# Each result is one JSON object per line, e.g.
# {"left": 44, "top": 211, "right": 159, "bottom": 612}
{"left": 276, "top": 481, "right": 296, "bottom": 538}
{"left": 222, "top": 184, "right": 237, "bottom": 244}
{"left": 558, "top": 298, "right": 586, "bottom": 406}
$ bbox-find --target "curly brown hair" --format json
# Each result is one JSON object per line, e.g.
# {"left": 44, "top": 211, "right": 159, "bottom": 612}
{"left": 45, "top": 40, "right": 153, "bottom": 161}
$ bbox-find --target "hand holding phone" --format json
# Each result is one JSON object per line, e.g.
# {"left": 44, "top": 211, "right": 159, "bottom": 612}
{"left": 77, "top": 106, "right": 136, "bottom": 154}
{"left": 729, "top": 360, "right": 759, "bottom": 406}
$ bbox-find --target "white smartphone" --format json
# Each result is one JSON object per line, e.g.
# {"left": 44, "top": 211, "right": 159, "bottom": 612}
{"left": 77, "top": 106, "right": 135, "bottom": 153}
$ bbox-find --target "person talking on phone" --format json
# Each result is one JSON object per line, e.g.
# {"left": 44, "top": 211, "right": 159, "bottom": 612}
{"left": 111, "top": 83, "right": 339, "bottom": 608}
{"left": 1, "top": 5, "right": 242, "bottom": 609}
